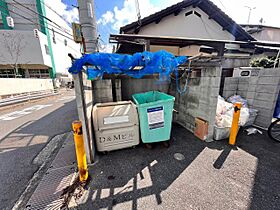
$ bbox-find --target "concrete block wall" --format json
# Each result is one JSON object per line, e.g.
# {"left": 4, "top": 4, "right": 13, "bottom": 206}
{"left": 92, "top": 80, "right": 113, "bottom": 103}
{"left": 169, "top": 66, "right": 222, "bottom": 141}
{"left": 93, "top": 78, "right": 167, "bottom": 103}
{"left": 115, "top": 79, "right": 122, "bottom": 101}
{"left": 223, "top": 68, "right": 280, "bottom": 128}
{"left": 92, "top": 79, "right": 122, "bottom": 103}
{"left": 120, "top": 78, "right": 170, "bottom": 100}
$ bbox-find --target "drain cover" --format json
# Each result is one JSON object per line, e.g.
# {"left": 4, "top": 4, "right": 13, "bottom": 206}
{"left": 174, "top": 153, "right": 185, "bottom": 161}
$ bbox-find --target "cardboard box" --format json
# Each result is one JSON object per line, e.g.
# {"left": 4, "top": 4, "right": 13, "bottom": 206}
{"left": 194, "top": 117, "right": 208, "bottom": 141}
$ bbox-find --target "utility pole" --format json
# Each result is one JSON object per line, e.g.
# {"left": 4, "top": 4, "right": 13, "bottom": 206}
{"left": 245, "top": 6, "right": 256, "bottom": 24}
{"left": 74, "top": 0, "right": 98, "bottom": 163}
{"left": 77, "top": 0, "right": 98, "bottom": 53}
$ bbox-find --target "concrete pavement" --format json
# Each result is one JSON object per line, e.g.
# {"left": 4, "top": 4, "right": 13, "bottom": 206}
{"left": 0, "top": 90, "right": 78, "bottom": 210}
{"left": 70, "top": 124, "right": 280, "bottom": 210}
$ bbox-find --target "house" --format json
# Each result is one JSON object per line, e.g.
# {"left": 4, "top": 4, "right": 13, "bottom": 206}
{"left": 0, "top": 0, "right": 80, "bottom": 80}
{"left": 110, "top": 0, "right": 269, "bottom": 98}
{"left": 112, "top": 0, "right": 256, "bottom": 70}
{"left": 241, "top": 24, "right": 280, "bottom": 58}
{"left": 241, "top": 24, "right": 280, "bottom": 43}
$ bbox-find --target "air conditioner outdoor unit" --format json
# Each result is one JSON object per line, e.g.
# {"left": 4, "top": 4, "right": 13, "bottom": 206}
{"left": 232, "top": 67, "right": 263, "bottom": 77}
{"left": 6, "top": 16, "right": 14, "bottom": 28}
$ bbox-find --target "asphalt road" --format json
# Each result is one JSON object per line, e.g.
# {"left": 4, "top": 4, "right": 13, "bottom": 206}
{"left": 0, "top": 90, "right": 78, "bottom": 210}
{"left": 74, "top": 125, "right": 280, "bottom": 210}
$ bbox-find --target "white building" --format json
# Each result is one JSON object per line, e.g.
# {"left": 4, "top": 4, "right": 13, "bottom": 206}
{"left": 0, "top": 0, "right": 80, "bottom": 80}
{"left": 120, "top": 0, "right": 254, "bottom": 60}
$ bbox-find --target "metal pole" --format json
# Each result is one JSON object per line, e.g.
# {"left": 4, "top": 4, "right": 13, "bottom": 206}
{"left": 75, "top": 0, "right": 98, "bottom": 163}
{"left": 229, "top": 102, "right": 242, "bottom": 145}
{"left": 72, "top": 120, "right": 88, "bottom": 182}
{"left": 77, "top": 0, "right": 98, "bottom": 53}
{"left": 245, "top": 6, "right": 256, "bottom": 24}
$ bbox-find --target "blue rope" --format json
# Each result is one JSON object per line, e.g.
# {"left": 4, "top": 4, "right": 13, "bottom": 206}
{"left": 175, "top": 62, "right": 191, "bottom": 94}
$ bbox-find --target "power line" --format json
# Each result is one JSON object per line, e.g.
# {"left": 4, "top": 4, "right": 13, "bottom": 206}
{"left": 218, "top": 0, "right": 227, "bottom": 10}
{"left": 0, "top": 4, "right": 74, "bottom": 41}
{"left": 7, "top": 0, "right": 73, "bottom": 37}
{"left": 0, "top": 0, "right": 72, "bottom": 38}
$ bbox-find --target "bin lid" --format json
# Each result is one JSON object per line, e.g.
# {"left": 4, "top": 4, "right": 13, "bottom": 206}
{"left": 132, "top": 91, "right": 174, "bottom": 106}
{"left": 93, "top": 101, "right": 139, "bottom": 131}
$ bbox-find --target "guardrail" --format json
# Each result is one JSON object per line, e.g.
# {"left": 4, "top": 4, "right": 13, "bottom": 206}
{"left": 0, "top": 90, "right": 59, "bottom": 108}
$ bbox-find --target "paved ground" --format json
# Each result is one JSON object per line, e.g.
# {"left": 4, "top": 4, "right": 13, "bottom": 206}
{"left": 0, "top": 90, "right": 78, "bottom": 210}
{"left": 72, "top": 124, "right": 280, "bottom": 210}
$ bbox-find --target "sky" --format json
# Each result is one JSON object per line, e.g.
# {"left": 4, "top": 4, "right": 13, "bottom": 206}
{"left": 60, "top": 0, "right": 280, "bottom": 52}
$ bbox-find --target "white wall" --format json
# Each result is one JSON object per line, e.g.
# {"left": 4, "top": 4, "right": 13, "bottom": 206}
{"left": 137, "top": 7, "right": 235, "bottom": 41}
{"left": 0, "top": 30, "right": 51, "bottom": 67}
{"left": 0, "top": 78, "right": 54, "bottom": 96}
{"left": 6, "top": 0, "right": 39, "bottom": 31}
{"left": 44, "top": 0, "right": 81, "bottom": 76}
{"left": 5, "top": 0, "right": 81, "bottom": 76}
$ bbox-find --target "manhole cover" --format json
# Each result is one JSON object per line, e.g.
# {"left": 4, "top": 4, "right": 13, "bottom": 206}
{"left": 174, "top": 153, "right": 185, "bottom": 161}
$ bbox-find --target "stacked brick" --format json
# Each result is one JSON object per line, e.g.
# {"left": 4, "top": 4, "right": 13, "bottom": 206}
{"left": 170, "top": 66, "right": 222, "bottom": 141}
{"left": 223, "top": 68, "right": 280, "bottom": 128}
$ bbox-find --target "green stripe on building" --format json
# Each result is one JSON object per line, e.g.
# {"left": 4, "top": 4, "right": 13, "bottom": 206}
{"left": 36, "top": 0, "right": 56, "bottom": 79}
{"left": 0, "top": 0, "right": 13, "bottom": 29}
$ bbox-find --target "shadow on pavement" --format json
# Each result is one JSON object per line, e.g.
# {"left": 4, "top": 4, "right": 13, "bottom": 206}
{"left": 74, "top": 124, "right": 280, "bottom": 210}
{"left": 238, "top": 130, "right": 280, "bottom": 210}
{"left": 207, "top": 128, "right": 280, "bottom": 210}
{"left": 76, "top": 124, "right": 207, "bottom": 209}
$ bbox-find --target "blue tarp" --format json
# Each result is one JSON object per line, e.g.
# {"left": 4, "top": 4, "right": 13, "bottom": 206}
{"left": 68, "top": 50, "right": 187, "bottom": 81}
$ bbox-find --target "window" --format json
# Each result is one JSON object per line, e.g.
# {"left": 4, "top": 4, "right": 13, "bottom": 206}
{"left": 0, "top": 69, "right": 16, "bottom": 78}
{"left": 52, "top": 28, "right": 56, "bottom": 44}
{"left": 28, "top": 69, "right": 50, "bottom": 78}
{"left": 45, "top": 44, "right": 50, "bottom": 55}
{"left": 185, "top": 10, "right": 201, "bottom": 18}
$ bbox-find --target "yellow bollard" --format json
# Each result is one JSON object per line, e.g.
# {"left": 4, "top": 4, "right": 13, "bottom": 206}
{"left": 229, "top": 102, "right": 242, "bottom": 145}
{"left": 72, "top": 120, "right": 88, "bottom": 182}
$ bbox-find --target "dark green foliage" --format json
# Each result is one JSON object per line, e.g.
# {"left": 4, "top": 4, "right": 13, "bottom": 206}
{"left": 250, "top": 56, "right": 279, "bottom": 68}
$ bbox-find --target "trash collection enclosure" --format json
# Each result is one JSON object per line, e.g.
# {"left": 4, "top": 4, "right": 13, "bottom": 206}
{"left": 92, "top": 58, "right": 222, "bottom": 142}
{"left": 223, "top": 68, "right": 280, "bottom": 128}
{"left": 71, "top": 52, "right": 224, "bottom": 163}
{"left": 169, "top": 59, "right": 222, "bottom": 141}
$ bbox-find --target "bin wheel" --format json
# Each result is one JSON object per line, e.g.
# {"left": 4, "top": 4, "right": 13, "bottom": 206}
{"left": 145, "top": 144, "right": 153, "bottom": 149}
{"left": 102, "top": 151, "right": 109, "bottom": 155}
{"left": 132, "top": 146, "right": 136, "bottom": 149}
{"left": 163, "top": 141, "right": 170, "bottom": 148}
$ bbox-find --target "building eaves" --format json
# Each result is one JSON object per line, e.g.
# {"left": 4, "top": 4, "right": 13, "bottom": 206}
{"left": 120, "top": 0, "right": 255, "bottom": 42}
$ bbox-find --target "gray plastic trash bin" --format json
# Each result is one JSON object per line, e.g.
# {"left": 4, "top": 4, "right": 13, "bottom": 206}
{"left": 92, "top": 101, "right": 140, "bottom": 152}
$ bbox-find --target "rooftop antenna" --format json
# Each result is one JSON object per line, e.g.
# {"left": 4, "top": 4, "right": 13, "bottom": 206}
{"left": 245, "top": 6, "right": 256, "bottom": 24}
{"left": 135, "top": 0, "right": 142, "bottom": 26}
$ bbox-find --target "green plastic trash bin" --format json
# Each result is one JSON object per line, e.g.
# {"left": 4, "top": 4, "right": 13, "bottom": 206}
{"left": 132, "top": 91, "right": 175, "bottom": 143}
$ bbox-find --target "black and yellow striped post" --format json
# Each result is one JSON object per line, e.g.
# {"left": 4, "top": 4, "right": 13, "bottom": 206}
{"left": 229, "top": 102, "right": 242, "bottom": 145}
{"left": 72, "top": 120, "right": 88, "bottom": 182}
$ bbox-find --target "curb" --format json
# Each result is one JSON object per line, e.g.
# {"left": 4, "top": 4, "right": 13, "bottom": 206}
{"left": 12, "top": 132, "right": 71, "bottom": 210}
